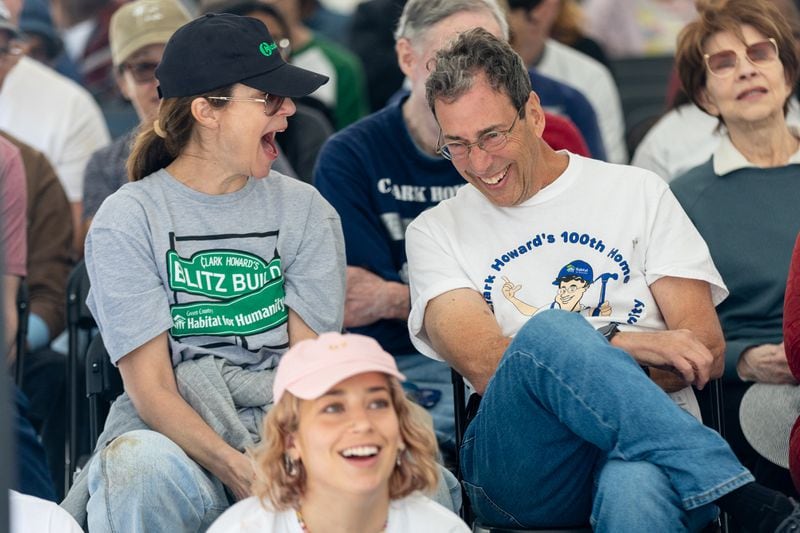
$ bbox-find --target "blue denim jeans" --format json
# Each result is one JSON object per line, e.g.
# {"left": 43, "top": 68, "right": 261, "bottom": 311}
{"left": 461, "top": 310, "right": 753, "bottom": 532}
{"left": 86, "top": 430, "right": 230, "bottom": 532}
{"left": 395, "top": 352, "right": 455, "bottom": 453}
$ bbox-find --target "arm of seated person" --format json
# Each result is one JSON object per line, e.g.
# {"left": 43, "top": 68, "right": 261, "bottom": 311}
{"left": 610, "top": 276, "right": 724, "bottom": 392}
{"left": 288, "top": 307, "right": 318, "bottom": 344}
{"left": 118, "top": 308, "right": 317, "bottom": 500}
{"left": 423, "top": 288, "right": 511, "bottom": 396}
{"left": 737, "top": 343, "right": 796, "bottom": 384}
{"left": 118, "top": 332, "right": 254, "bottom": 500}
{"left": 344, "top": 266, "right": 410, "bottom": 328}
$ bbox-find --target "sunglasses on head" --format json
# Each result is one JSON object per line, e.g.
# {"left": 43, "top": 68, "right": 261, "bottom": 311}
{"left": 704, "top": 38, "right": 779, "bottom": 78}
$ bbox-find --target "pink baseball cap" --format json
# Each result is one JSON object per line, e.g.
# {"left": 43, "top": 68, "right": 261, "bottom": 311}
{"left": 273, "top": 332, "right": 405, "bottom": 403}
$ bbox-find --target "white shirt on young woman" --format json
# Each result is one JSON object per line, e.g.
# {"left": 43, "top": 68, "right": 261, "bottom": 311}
{"left": 207, "top": 492, "right": 470, "bottom": 533}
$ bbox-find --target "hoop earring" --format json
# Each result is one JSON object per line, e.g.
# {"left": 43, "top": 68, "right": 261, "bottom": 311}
{"left": 396, "top": 444, "right": 406, "bottom": 467}
{"left": 284, "top": 454, "right": 298, "bottom": 477}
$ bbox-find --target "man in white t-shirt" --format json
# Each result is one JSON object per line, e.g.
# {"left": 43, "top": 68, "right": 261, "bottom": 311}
{"left": 406, "top": 28, "right": 800, "bottom": 531}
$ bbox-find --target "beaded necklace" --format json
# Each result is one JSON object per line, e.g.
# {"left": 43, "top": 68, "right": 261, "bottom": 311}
{"left": 295, "top": 509, "right": 388, "bottom": 533}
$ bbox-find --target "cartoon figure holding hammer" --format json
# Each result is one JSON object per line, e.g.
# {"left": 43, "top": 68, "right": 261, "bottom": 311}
{"left": 501, "top": 260, "right": 614, "bottom": 317}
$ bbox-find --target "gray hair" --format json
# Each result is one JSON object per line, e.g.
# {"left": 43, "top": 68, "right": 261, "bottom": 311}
{"left": 425, "top": 28, "right": 531, "bottom": 116}
{"left": 394, "top": 0, "right": 510, "bottom": 44}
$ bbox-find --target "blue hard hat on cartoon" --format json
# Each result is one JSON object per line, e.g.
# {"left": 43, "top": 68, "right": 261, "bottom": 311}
{"left": 552, "top": 260, "right": 593, "bottom": 284}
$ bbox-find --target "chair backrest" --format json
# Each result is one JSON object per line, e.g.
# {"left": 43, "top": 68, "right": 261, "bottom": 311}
{"left": 610, "top": 55, "right": 675, "bottom": 158}
{"left": 14, "top": 281, "right": 29, "bottom": 386}
{"left": 85, "top": 333, "right": 122, "bottom": 445}
{"left": 695, "top": 379, "right": 726, "bottom": 438}
{"left": 64, "top": 260, "right": 96, "bottom": 493}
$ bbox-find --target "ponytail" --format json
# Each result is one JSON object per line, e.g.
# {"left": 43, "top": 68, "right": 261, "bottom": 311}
{"left": 127, "top": 86, "right": 233, "bottom": 182}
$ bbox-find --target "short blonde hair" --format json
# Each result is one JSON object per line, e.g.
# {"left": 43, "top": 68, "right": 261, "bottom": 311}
{"left": 251, "top": 376, "right": 441, "bottom": 510}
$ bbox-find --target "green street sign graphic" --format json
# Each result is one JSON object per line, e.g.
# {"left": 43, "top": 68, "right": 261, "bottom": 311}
{"left": 167, "top": 250, "right": 282, "bottom": 299}
{"left": 170, "top": 276, "right": 287, "bottom": 337}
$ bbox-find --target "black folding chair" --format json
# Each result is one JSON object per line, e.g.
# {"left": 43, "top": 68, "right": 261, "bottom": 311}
{"left": 64, "top": 260, "right": 96, "bottom": 493}
{"left": 14, "top": 281, "right": 29, "bottom": 386}
{"left": 695, "top": 379, "right": 729, "bottom": 532}
{"left": 85, "top": 334, "right": 123, "bottom": 446}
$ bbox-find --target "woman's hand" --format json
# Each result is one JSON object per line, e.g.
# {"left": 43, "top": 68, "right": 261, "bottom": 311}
{"left": 737, "top": 343, "right": 797, "bottom": 383}
{"left": 215, "top": 448, "right": 256, "bottom": 501}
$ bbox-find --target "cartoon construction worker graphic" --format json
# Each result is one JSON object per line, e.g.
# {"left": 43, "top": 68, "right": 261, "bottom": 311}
{"left": 501, "top": 260, "right": 614, "bottom": 317}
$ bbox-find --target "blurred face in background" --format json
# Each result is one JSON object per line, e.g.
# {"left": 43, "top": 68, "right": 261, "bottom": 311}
{"left": 396, "top": 9, "right": 503, "bottom": 105}
{"left": 0, "top": 29, "right": 24, "bottom": 89}
{"left": 508, "top": 0, "right": 559, "bottom": 64}
{"left": 116, "top": 43, "right": 164, "bottom": 124}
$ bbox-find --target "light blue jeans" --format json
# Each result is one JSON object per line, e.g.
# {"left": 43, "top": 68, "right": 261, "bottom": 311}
{"left": 461, "top": 310, "right": 753, "bottom": 532}
{"left": 395, "top": 352, "right": 456, "bottom": 453}
{"left": 86, "top": 430, "right": 462, "bottom": 532}
{"left": 86, "top": 430, "right": 229, "bottom": 532}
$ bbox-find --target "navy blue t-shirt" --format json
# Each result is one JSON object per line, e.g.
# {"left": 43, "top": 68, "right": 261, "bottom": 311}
{"left": 314, "top": 94, "right": 462, "bottom": 355}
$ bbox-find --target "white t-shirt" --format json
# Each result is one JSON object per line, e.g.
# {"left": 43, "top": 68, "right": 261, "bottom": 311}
{"left": 207, "top": 493, "right": 469, "bottom": 533}
{"left": 9, "top": 490, "right": 83, "bottom": 533}
{"left": 631, "top": 100, "right": 800, "bottom": 181}
{"left": 406, "top": 152, "right": 727, "bottom": 415}
{"left": 0, "top": 56, "right": 110, "bottom": 202}
{"left": 537, "top": 39, "right": 628, "bottom": 165}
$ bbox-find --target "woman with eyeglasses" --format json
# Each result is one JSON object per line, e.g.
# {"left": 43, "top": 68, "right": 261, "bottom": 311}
{"left": 60, "top": 13, "right": 347, "bottom": 532}
{"left": 207, "top": 332, "right": 469, "bottom": 533}
{"left": 671, "top": 0, "right": 800, "bottom": 488}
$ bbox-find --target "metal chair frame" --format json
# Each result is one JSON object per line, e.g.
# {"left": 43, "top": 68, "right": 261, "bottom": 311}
{"left": 14, "top": 281, "right": 29, "bottom": 386}
{"left": 64, "top": 260, "right": 96, "bottom": 493}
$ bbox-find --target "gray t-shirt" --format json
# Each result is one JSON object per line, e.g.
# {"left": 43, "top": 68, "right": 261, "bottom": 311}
{"left": 85, "top": 169, "right": 345, "bottom": 369}
{"left": 82, "top": 132, "right": 298, "bottom": 222}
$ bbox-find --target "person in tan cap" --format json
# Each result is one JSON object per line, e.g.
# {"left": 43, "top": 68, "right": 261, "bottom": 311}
{"left": 80, "top": 0, "right": 190, "bottom": 237}
{"left": 208, "top": 332, "right": 469, "bottom": 533}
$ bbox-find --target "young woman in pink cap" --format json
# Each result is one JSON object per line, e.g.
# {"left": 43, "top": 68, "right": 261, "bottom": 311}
{"left": 208, "top": 332, "right": 469, "bottom": 533}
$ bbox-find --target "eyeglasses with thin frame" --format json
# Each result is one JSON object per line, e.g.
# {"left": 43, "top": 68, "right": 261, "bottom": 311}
{"left": 121, "top": 61, "right": 158, "bottom": 84}
{"left": 436, "top": 105, "right": 525, "bottom": 161}
{"left": 206, "top": 94, "right": 287, "bottom": 116}
{"left": 704, "top": 38, "right": 779, "bottom": 78}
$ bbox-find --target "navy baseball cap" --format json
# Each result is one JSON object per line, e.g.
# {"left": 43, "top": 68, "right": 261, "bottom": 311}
{"left": 156, "top": 13, "right": 328, "bottom": 99}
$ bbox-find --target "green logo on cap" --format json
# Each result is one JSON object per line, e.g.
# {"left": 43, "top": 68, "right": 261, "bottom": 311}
{"left": 259, "top": 41, "right": 278, "bottom": 57}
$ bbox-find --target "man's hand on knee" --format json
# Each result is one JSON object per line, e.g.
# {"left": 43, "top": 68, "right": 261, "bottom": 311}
{"left": 612, "top": 329, "right": 715, "bottom": 390}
